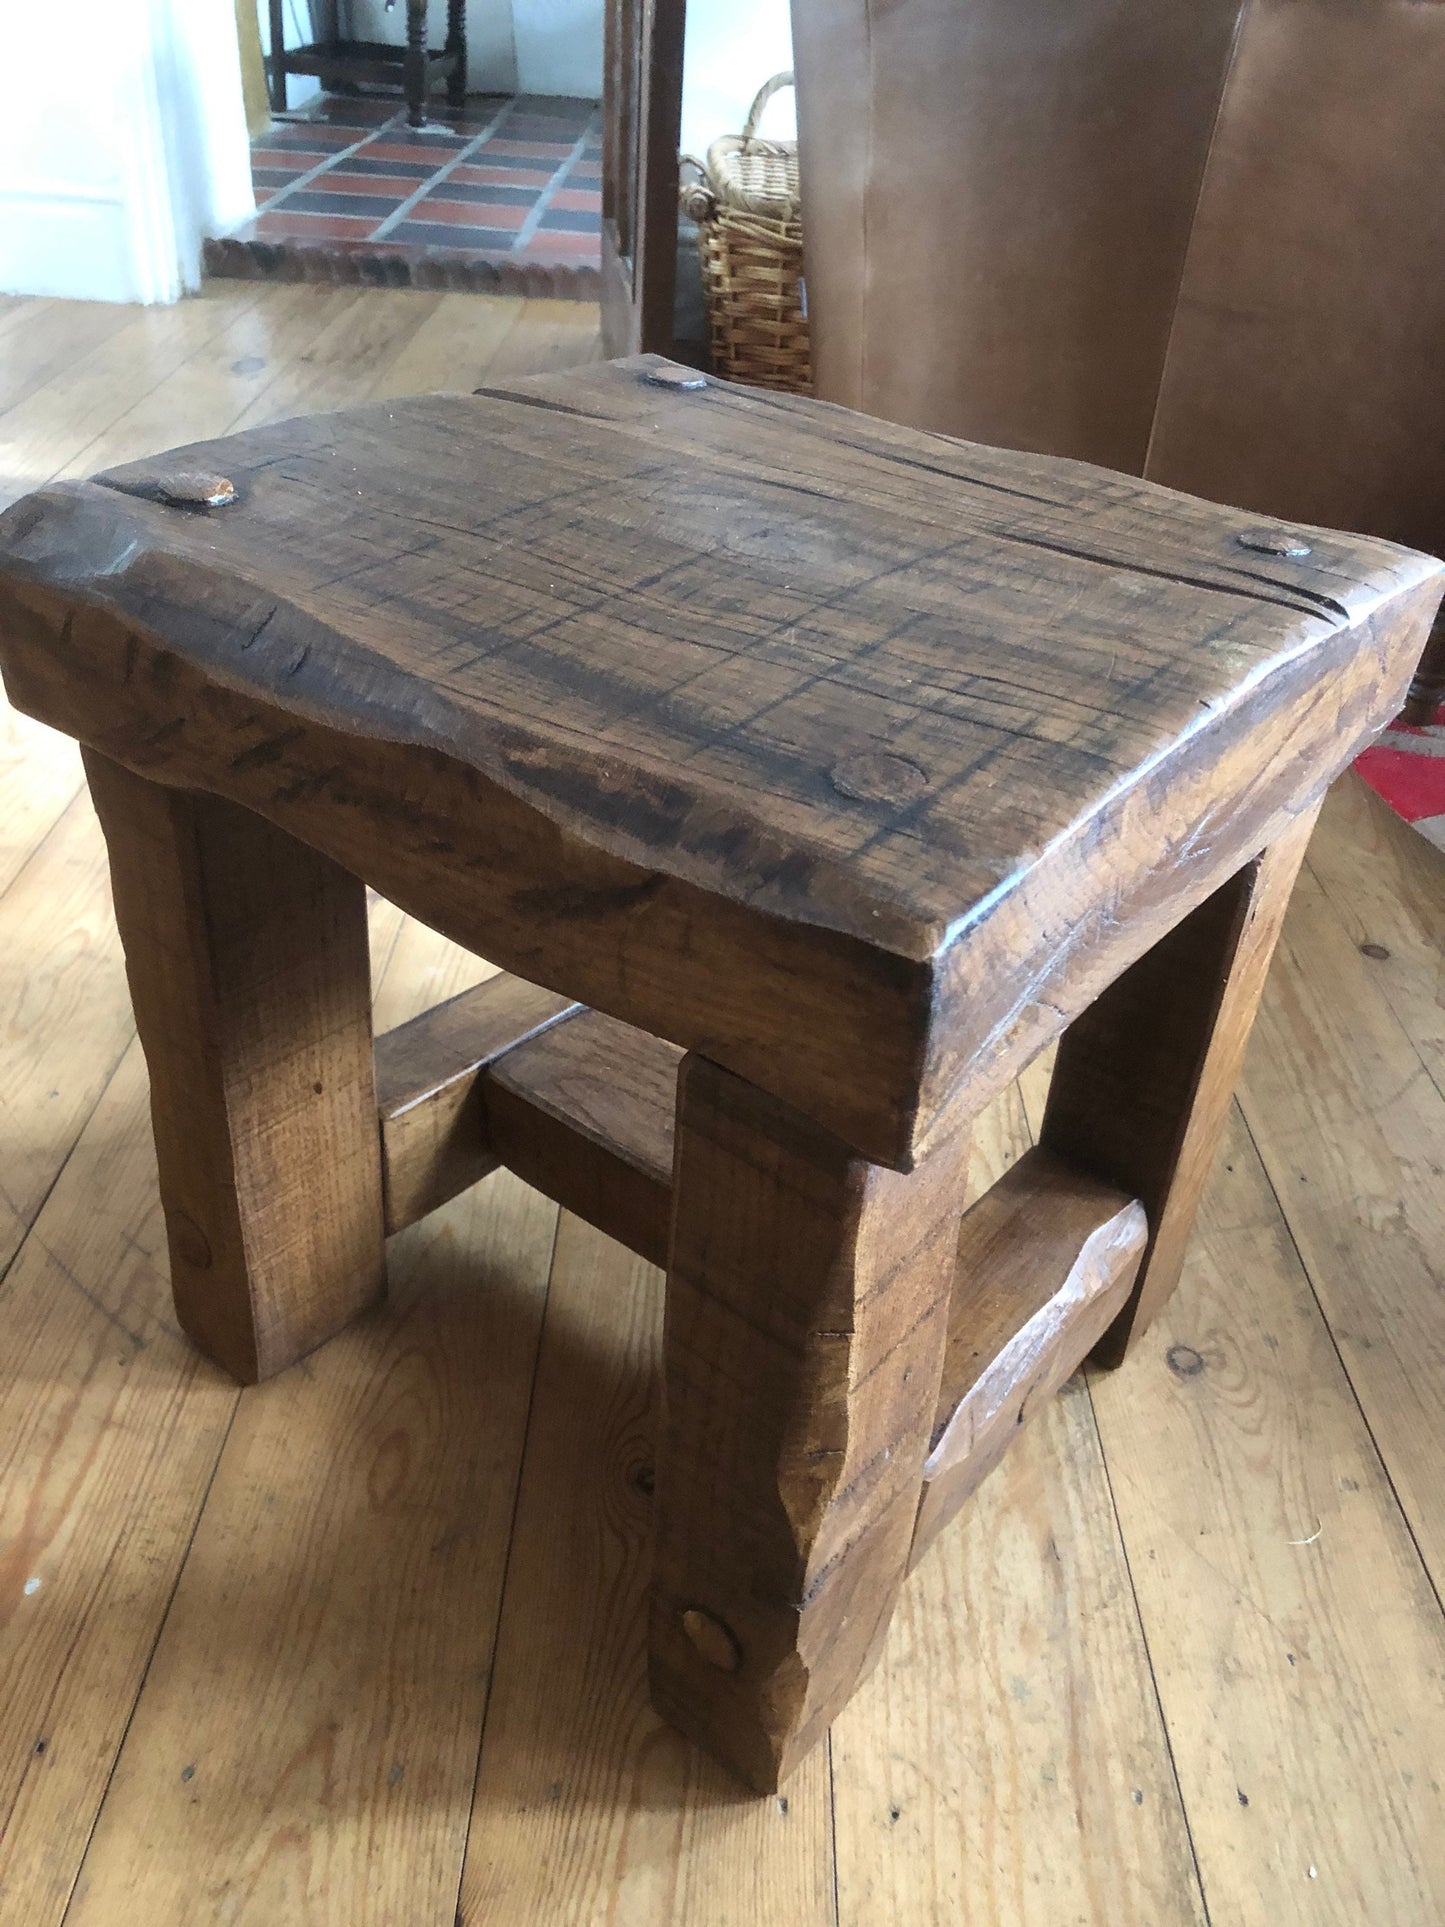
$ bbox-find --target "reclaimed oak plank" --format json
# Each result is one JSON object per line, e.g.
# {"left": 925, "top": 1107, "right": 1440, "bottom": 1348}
{"left": 2, "top": 362, "right": 1434, "bottom": 1165}
{"left": 483, "top": 1009, "right": 679, "bottom": 1267}
{"left": 911, "top": 1147, "right": 1145, "bottom": 1565}
{"left": 376, "top": 972, "right": 579, "bottom": 1233}
{"left": 83, "top": 753, "right": 386, "bottom": 1385}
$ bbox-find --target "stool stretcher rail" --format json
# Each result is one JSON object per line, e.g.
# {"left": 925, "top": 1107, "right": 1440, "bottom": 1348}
{"left": 374, "top": 972, "right": 1151, "bottom": 1577}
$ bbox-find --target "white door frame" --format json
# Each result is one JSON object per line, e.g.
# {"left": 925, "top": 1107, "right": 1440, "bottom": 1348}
{"left": 0, "top": 0, "right": 255, "bottom": 304}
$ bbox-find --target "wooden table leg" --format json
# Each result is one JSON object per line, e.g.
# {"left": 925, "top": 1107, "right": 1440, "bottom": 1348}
{"left": 650, "top": 1055, "right": 970, "bottom": 1791}
{"left": 266, "top": 0, "right": 287, "bottom": 113}
{"left": 83, "top": 751, "right": 386, "bottom": 1385}
{"left": 445, "top": 0, "right": 467, "bottom": 109}
{"left": 405, "top": 0, "right": 428, "bottom": 128}
{"left": 1041, "top": 804, "right": 1320, "bottom": 1366}
{"left": 1402, "top": 606, "right": 1445, "bottom": 724}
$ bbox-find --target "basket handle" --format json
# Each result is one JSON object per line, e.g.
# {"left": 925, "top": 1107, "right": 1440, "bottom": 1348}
{"left": 742, "top": 72, "right": 795, "bottom": 143}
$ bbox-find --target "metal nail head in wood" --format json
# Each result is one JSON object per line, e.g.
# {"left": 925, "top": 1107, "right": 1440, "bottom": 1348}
{"left": 156, "top": 472, "right": 239, "bottom": 510}
{"left": 644, "top": 365, "right": 708, "bottom": 391}
{"left": 1236, "top": 528, "right": 1311, "bottom": 558}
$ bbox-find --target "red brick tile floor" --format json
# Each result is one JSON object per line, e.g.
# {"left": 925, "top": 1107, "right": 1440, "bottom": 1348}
{"left": 204, "top": 91, "right": 602, "bottom": 296}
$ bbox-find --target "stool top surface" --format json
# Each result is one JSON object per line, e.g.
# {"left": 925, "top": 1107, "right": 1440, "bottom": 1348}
{"left": 2, "top": 355, "right": 1434, "bottom": 957}
{"left": 0, "top": 355, "right": 1438, "bottom": 1162}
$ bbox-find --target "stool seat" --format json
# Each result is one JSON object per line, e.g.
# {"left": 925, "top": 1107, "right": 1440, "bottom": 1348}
{"left": 1, "top": 356, "right": 1435, "bottom": 1167}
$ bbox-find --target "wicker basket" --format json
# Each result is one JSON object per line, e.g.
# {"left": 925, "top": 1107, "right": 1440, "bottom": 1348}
{"left": 681, "top": 74, "right": 812, "bottom": 395}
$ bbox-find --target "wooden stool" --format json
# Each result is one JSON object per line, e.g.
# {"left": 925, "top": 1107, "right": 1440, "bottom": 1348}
{"left": 0, "top": 360, "right": 1438, "bottom": 1793}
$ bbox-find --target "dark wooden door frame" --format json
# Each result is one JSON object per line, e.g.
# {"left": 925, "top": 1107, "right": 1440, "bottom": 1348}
{"left": 601, "top": 0, "right": 687, "bottom": 356}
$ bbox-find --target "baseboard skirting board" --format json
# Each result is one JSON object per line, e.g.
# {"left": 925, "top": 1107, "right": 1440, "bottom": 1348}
{"left": 203, "top": 232, "right": 599, "bottom": 299}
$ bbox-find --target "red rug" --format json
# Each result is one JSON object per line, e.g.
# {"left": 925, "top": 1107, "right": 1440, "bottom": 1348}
{"left": 1355, "top": 701, "right": 1445, "bottom": 851}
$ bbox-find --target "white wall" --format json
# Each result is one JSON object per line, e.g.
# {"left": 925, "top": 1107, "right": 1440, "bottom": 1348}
{"left": 267, "top": 0, "right": 790, "bottom": 128}
{"left": 0, "top": 0, "right": 254, "bottom": 303}
{"left": 680, "top": 0, "right": 793, "bottom": 160}
{"left": 513, "top": 0, "right": 603, "bottom": 98}
{"left": 338, "top": 0, "right": 611, "bottom": 100}
{"left": 338, "top": 0, "right": 519, "bottom": 97}
{"left": 257, "top": 0, "right": 323, "bottom": 109}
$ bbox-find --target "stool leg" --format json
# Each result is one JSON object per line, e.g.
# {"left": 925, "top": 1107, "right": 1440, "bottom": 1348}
{"left": 1041, "top": 805, "right": 1319, "bottom": 1366}
{"left": 83, "top": 752, "right": 386, "bottom": 1385}
{"left": 651, "top": 1055, "right": 970, "bottom": 1791}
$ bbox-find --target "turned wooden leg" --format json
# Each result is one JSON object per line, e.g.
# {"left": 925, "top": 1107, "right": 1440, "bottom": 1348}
{"left": 84, "top": 751, "right": 386, "bottom": 1384}
{"left": 267, "top": 0, "right": 287, "bottom": 113}
{"left": 1402, "top": 606, "right": 1445, "bottom": 725}
{"left": 445, "top": 0, "right": 466, "bottom": 109}
{"left": 651, "top": 1055, "right": 970, "bottom": 1791}
{"left": 1042, "top": 805, "right": 1320, "bottom": 1365}
{"left": 405, "top": 0, "right": 429, "bottom": 128}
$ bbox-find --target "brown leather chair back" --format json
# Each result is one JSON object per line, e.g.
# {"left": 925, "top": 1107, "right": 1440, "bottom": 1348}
{"left": 793, "top": 0, "right": 1445, "bottom": 554}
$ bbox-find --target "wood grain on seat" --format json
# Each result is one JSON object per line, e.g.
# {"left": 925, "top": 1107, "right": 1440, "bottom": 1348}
{"left": 0, "top": 356, "right": 1438, "bottom": 1166}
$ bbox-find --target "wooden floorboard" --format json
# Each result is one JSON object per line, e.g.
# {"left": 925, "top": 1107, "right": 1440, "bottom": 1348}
{"left": 460, "top": 1214, "right": 837, "bottom": 1927}
{"left": 0, "top": 283, "right": 1440, "bottom": 1923}
{"left": 0, "top": 289, "right": 266, "bottom": 508}
{"left": 1088, "top": 1105, "right": 1445, "bottom": 1924}
{"left": 0, "top": 300, "right": 135, "bottom": 435}
{"left": 0, "top": 1040, "right": 237, "bottom": 1927}
{"left": 0, "top": 794, "right": 134, "bottom": 1277}
{"left": 831, "top": 1091, "right": 1207, "bottom": 1927}
{"left": 1308, "top": 772, "right": 1445, "bottom": 1100}
{"left": 0, "top": 706, "right": 83, "bottom": 913}
{"left": 1238, "top": 861, "right": 1445, "bottom": 1589}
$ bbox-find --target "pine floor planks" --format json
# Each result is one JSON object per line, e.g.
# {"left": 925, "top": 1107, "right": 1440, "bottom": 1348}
{"left": 1087, "top": 1106, "right": 1445, "bottom": 1925}
{"left": 830, "top": 1096, "right": 1207, "bottom": 1927}
{"left": 460, "top": 1216, "right": 836, "bottom": 1927}
{"left": 0, "top": 283, "right": 1440, "bottom": 1924}
{"left": 0, "top": 1040, "right": 237, "bottom": 1927}
{"left": 1238, "top": 861, "right": 1445, "bottom": 1588}
{"left": 63, "top": 1166, "right": 559, "bottom": 1927}
{"left": 50, "top": 284, "right": 361, "bottom": 486}
{"left": 0, "top": 794, "right": 134, "bottom": 1275}
{"left": 0, "top": 707, "right": 82, "bottom": 908}
{"left": 0, "top": 290, "right": 267, "bottom": 508}
{"left": 0, "top": 300, "right": 136, "bottom": 431}
{"left": 1307, "top": 771, "right": 1445, "bottom": 1097}
{"left": 831, "top": 1384, "right": 1210, "bottom": 1927}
